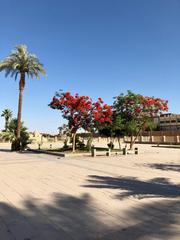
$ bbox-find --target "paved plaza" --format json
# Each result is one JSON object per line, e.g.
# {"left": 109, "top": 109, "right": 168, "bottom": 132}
{"left": 0, "top": 144, "right": 179, "bottom": 240}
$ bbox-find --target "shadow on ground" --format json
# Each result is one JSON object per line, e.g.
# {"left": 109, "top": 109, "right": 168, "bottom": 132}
{"left": 83, "top": 175, "right": 180, "bottom": 200}
{"left": 0, "top": 148, "right": 12, "bottom": 152}
{"left": 0, "top": 149, "right": 39, "bottom": 154}
{"left": 0, "top": 193, "right": 179, "bottom": 240}
{"left": 147, "top": 163, "right": 180, "bottom": 173}
{"left": 99, "top": 199, "right": 180, "bottom": 240}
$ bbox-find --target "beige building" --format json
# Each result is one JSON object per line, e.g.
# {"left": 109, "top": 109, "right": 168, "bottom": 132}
{"left": 29, "top": 131, "right": 58, "bottom": 144}
{"left": 156, "top": 113, "right": 180, "bottom": 131}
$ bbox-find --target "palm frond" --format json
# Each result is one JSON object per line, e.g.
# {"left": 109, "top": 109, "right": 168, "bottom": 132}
{"left": 1, "top": 109, "right": 13, "bottom": 118}
{"left": 0, "top": 44, "right": 45, "bottom": 80}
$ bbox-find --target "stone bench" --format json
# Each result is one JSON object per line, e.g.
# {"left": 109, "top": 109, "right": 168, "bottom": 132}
{"left": 91, "top": 146, "right": 138, "bottom": 157}
{"left": 123, "top": 147, "right": 139, "bottom": 155}
{"left": 91, "top": 147, "right": 111, "bottom": 157}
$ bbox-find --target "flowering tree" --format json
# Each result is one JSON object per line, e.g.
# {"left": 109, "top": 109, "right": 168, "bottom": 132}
{"left": 113, "top": 91, "right": 168, "bottom": 149}
{"left": 49, "top": 92, "right": 112, "bottom": 152}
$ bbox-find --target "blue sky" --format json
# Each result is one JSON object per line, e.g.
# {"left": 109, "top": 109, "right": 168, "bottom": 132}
{"left": 0, "top": 0, "right": 180, "bottom": 133}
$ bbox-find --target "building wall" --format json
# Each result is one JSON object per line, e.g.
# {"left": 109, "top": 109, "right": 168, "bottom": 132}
{"left": 156, "top": 113, "right": 180, "bottom": 131}
{"left": 124, "top": 133, "right": 180, "bottom": 144}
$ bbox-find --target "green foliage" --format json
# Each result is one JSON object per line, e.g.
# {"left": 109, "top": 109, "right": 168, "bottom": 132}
{"left": 113, "top": 90, "right": 168, "bottom": 149}
{"left": 111, "top": 115, "right": 125, "bottom": 137}
{"left": 63, "top": 139, "right": 69, "bottom": 149}
{"left": 0, "top": 119, "right": 30, "bottom": 150}
{"left": 98, "top": 115, "right": 125, "bottom": 138}
{"left": 125, "top": 119, "right": 139, "bottom": 136}
{"left": 98, "top": 126, "right": 112, "bottom": 137}
{"left": 144, "top": 119, "right": 158, "bottom": 131}
{"left": 0, "top": 45, "right": 45, "bottom": 79}
{"left": 1, "top": 109, "right": 12, "bottom": 131}
{"left": 113, "top": 91, "right": 140, "bottom": 120}
{"left": 0, "top": 131, "right": 14, "bottom": 142}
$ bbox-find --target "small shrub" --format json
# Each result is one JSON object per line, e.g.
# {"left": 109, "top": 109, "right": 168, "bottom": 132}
{"left": 63, "top": 139, "right": 69, "bottom": 149}
{"left": 77, "top": 140, "right": 86, "bottom": 150}
{"left": 0, "top": 118, "right": 30, "bottom": 151}
{"left": 107, "top": 141, "right": 114, "bottom": 149}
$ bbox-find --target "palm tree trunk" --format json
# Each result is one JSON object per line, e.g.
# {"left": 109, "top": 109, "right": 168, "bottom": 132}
{"left": 5, "top": 118, "right": 8, "bottom": 131}
{"left": 15, "top": 73, "right": 25, "bottom": 151}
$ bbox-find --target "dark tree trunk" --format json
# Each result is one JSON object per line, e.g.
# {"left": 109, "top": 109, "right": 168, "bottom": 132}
{"left": 129, "top": 121, "right": 146, "bottom": 150}
{"left": 130, "top": 134, "right": 134, "bottom": 149}
{"left": 15, "top": 72, "right": 25, "bottom": 151}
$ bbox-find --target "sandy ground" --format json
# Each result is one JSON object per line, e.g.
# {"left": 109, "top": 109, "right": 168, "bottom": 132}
{"left": 0, "top": 143, "right": 179, "bottom": 240}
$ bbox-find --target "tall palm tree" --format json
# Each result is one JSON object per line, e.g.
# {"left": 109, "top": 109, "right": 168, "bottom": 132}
{"left": 1, "top": 109, "right": 12, "bottom": 131}
{"left": 0, "top": 45, "right": 45, "bottom": 150}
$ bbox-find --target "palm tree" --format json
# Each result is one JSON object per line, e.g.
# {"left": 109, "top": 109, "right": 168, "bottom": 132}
{"left": 0, "top": 45, "right": 45, "bottom": 150}
{"left": 1, "top": 109, "right": 12, "bottom": 131}
{"left": 0, "top": 118, "right": 30, "bottom": 150}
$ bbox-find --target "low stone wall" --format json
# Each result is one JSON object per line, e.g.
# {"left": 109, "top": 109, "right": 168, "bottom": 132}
{"left": 124, "top": 135, "right": 180, "bottom": 144}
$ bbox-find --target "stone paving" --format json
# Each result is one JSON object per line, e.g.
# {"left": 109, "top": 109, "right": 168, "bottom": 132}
{"left": 0, "top": 144, "right": 179, "bottom": 240}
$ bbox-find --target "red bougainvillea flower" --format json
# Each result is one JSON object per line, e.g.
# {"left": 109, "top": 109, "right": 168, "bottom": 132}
{"left": 49, "top": 92, "right": 113, "bottom": 133}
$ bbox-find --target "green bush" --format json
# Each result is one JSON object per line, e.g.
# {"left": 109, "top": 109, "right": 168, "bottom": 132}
{"left": 0, "top": 118, "right": 30, "bottom": 151}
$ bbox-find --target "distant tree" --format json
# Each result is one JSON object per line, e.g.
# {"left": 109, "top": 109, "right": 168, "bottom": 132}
{"left": 99, "top": 114, "right": 125, "bottom": 149}
{"left": 58, "top": 124, "right": 69, "bottom": 137}
{"left": 0, "top": 45, "right": 45, "bottom": 150}
{"left": 113, "top": 91, "right": 168, "bottom": 149}
{"left": 143, "top": 119, "right": 158, "bottom": 141}
{"left": 49, "top": 92, "right": 112, "bottom": 152}
{"left": 1, "top": 109, "right": 12, "bottom": 131}
{"left": 58, "top": 124, "right": 71, "bottom": 148}
{"left": 144, "top": 119, "right": 158, "bottom": 132}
